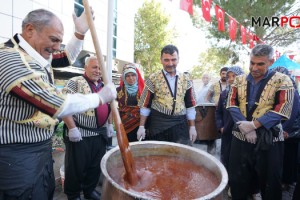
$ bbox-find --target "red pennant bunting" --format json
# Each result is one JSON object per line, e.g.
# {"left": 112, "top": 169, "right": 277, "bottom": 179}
{"left": 248, "top": 31, "right": 254, "bottom": 49}
{"left": 180, "top": 0, "right": 193, "bottom": 15}
{"left": 253, "top": 35, "right": 260, "bottom": 42}
{"left": 289, "top": 55, "right": 295, "bottom": 60}
{"left": 201, "top": 0, "right": 212, "bottom": 22}
{"left": 240, "top": 25, "right": 247, "bottom": 44}
{"left": 229, "top": 16, "right": 237, "bottom": 41}
{"left": 275, "top": 50, "right": 281, "bottom": 59}
{"left": 215, "top": 5, "right": 225, "bottom": 31}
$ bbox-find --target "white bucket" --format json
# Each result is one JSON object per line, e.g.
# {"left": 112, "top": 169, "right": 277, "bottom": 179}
{"left": 60, "top": 165, "right": 65, "bottom": 190}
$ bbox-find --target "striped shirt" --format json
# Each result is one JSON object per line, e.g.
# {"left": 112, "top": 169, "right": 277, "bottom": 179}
{"left": 0, "top": 34, "right": 70, "bottom": 144}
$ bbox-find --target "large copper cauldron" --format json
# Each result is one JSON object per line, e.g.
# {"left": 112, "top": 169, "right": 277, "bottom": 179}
{"left": 101, "top": 141, "right": 228, "bottom": 200}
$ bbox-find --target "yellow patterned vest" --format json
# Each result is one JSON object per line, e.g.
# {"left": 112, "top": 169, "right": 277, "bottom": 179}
{"left": 62, "top": 76, "right": 97, "bottom": 122}
{"left": 211, "top": 81, "right": 222, "bottom": 103}
{"left": 227, "top": 72, "right": 294, "bottom": 120}
{"left": 147, "top": 71, "right": 194, "bottom": 116}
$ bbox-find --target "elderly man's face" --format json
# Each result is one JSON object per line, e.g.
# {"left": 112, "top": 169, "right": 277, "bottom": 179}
{"left": 202, "top": 75, "right": 210, "bottom": 85}
{"left": 25, "top": 17, "right": 64, "bottom": 60}
{"left": 85, "top": 58, "right": 101, "bottom": 83}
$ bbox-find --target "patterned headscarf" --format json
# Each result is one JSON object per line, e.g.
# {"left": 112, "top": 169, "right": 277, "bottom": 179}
{"left": 120, "top": 63, "right": 145, "bottom": 96}
{"left": 226, "top": 66, "right": 244, "bottom": 78}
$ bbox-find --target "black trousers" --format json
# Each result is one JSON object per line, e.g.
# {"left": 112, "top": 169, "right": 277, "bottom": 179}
{"left": 64, "top": 135, "right": 106, "bottom": 199}
{"left": 220, "top": 130, "right": 233, "bottom": 172}
{"left": 282, "top": 140, "right": 299, "bottom": 184}
{"left": 229, "top": 137, "right": 284, "bottom": 200}
{"left": 0, "top": 140, "right": 55, "bottom": 200}
{"left": 147, "top": 121, "right": 191, "bottom": 145}
{"left": 127, "top": 126, "right": 139, "bottom": 142}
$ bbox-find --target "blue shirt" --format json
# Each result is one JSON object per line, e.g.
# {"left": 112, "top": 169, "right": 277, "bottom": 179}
{"left": 228, "top": 70, "right": 283, "bottom": 129}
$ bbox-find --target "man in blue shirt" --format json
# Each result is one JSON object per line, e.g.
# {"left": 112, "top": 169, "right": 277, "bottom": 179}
{"left": 226, "top": 44, "right": 294, "bottom": 200}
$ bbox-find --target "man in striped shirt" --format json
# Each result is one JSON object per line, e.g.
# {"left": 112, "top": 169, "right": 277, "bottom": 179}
{"left": 0, "top": 9, "right": 116, "bottom": 199}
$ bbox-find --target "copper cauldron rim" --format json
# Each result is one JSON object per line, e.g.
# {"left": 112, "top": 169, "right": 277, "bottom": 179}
{"left": 101, "top": 141, "right": 228, "bottom": 200}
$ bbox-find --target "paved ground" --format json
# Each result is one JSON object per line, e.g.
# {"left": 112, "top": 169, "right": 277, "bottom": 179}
{"left": 53, "top": 138, "right": 295, "bottom": 200}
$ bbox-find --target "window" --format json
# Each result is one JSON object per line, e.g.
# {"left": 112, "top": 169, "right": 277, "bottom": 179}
{"left": 74, "top": 0, "right": 84, "bottom": 17}
{"left": 112, "top": 0, "right": 118, "bottom": 59}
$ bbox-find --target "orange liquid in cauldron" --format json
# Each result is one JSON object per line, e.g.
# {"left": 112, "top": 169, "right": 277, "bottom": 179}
{"left": 109, "top": 155, "right": 219, "bottom": 199}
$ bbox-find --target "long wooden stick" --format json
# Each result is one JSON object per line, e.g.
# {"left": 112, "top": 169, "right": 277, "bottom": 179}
{"left": 82, "top": 0, "right": 138, "bottom": 185}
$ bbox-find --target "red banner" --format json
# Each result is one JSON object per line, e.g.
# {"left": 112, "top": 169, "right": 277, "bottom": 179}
{"left": 215, "top": 5, "right": 225, "bottom": 31}
{"left": 201, "top": 0, "right": 212, "bottom": 22}
{"left": 248, "top": 31, "right": 254, "bottom": 49}
{"left": 275, "top": 50, "right": 281, "bottom": 60}
{"left": 289, "top": 55, "right": 295, "bottom": 60}
{"left": 229, "top": 16, "right": 237, "bottom": 41}
{"left": 180, "top": 0, "right": 193, "bottom": 15}
{"left": 240, "top": 25, "right": 247, "bottom": 44}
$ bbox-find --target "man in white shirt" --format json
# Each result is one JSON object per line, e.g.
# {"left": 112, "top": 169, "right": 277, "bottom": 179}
{"left": 136, "top": 45, "right": 197, "bottom": 145}
{"left": 196, "top": 73, "right": 211, "bottom": 105}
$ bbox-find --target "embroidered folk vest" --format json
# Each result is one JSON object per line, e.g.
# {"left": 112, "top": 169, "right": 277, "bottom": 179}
{"left": 146, "top": 71, "right": 192, "bottom": 116}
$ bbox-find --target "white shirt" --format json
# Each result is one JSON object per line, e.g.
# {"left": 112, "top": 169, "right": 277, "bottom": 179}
{"left": 196, "top": 83, "right": 211, "bottom": 105}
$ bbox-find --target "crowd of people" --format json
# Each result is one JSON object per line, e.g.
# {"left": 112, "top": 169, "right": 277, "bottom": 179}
{"left": 0, "top": 6, "right": 299, "bottom": 200}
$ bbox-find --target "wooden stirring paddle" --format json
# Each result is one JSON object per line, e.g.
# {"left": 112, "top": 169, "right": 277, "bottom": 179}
{"left": 82, "top": 0, "right": 139, "bottom": 185}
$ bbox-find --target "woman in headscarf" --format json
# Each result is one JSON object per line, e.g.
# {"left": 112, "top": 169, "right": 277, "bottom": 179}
{"left": 116, "top": 63, "right": 144, "bottom": 142}
{"left": 216, "top": 66, "right": 244, "bottom": 171}
{"left": 215, "top": 66, "right": 244, "bottom": 198}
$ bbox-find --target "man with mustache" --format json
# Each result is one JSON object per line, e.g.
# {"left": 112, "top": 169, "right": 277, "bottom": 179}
{"left": 205, "top": 66, "right": 228, "bottom": 105}
{"left": 0, "top": 9, "right": 116, "bottom": 199}
{"left": 137, "top": 44, "right": 197, "bottom": 145}
{"left": 226, "top": 44, "right": 294, "bottom": 199}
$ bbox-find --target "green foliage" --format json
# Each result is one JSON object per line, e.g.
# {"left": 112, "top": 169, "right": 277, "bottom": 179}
{"left": 193, "top": 0, "right": 299, "bottom": 47}
{"left": 190, "top": 0, "right": 300, "bottom": 71}
{"left": 54, "top": 121, "right": 64, "bottom": 138}
{"left": 52, "top": 121, "right": 65, "bottom": 148}
{"left": 134, "top": 0, "right": 174, "bottom": 78}
{"left": 189, "top": 0, "right": 299, "bottom": 79}
{"left": 190, "top": 46, "right": 235, "bottom": 79}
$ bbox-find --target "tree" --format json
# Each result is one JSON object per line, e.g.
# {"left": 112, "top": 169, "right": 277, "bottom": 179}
{"left": 190, "top": 46, "right": 239, "bottom": 79}
{"left": 134, "top": 0, "right": 174, "bottom": 78}
{"left": 194, "top": 0, "right": 299, "bottom": 45}
{"left": 191, "top": 0, "right": 300, "bottom": 64}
